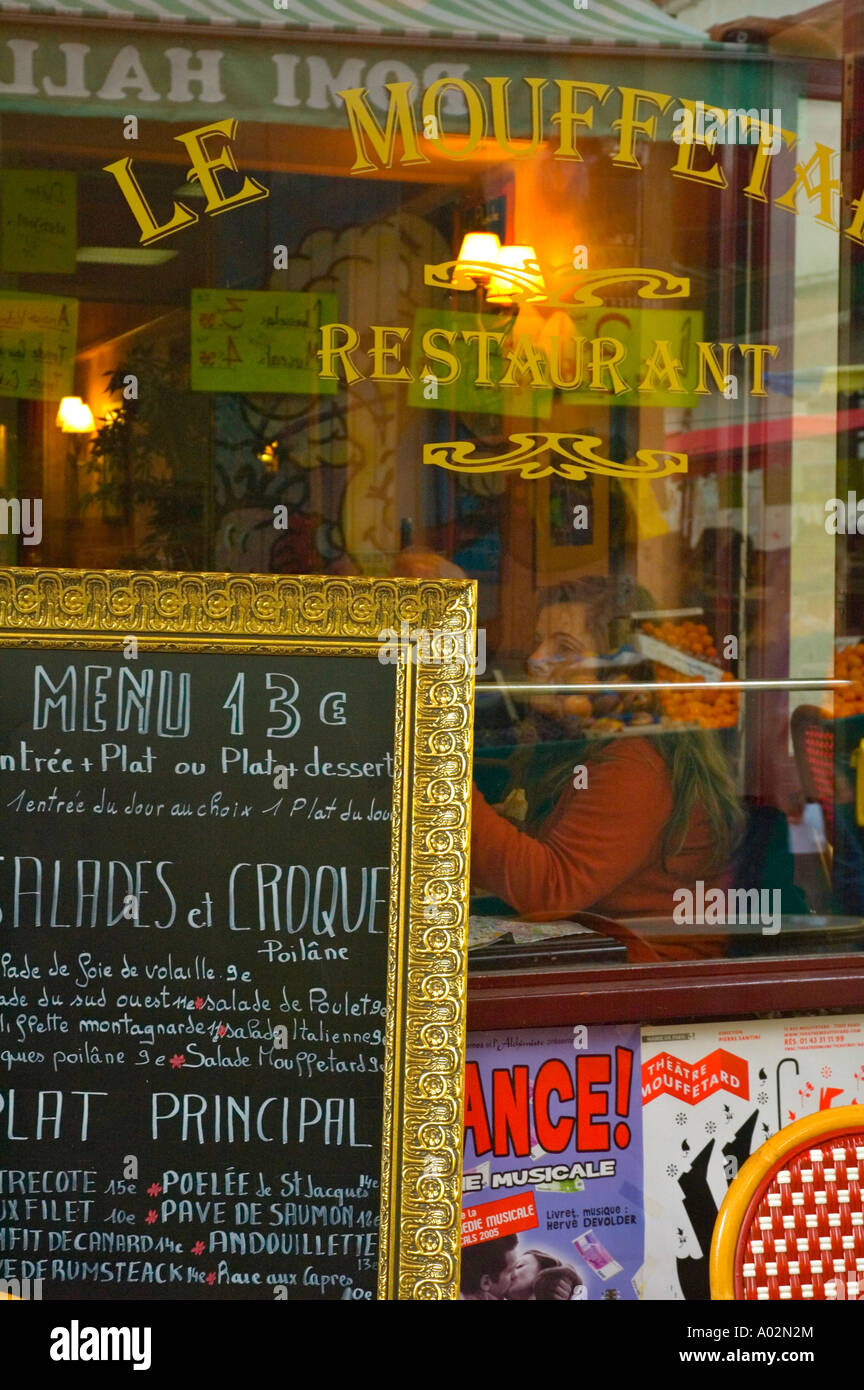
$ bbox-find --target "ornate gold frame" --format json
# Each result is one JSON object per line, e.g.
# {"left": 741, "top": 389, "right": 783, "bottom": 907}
{"left": 0, "top": 567, "right": 477, "bottom": 1302}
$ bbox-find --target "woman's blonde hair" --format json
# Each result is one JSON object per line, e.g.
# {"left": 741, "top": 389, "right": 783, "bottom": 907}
{"left": 513, "top": 578, "right": 744, "bottom": 873}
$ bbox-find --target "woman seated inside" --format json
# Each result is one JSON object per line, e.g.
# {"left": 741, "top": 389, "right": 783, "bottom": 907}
{"left": 471, "top": 577, "right": 745, "bottom": 959}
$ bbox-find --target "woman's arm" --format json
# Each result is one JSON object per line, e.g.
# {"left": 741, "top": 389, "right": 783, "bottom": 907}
{"left": 470, "top": 742, "right": 674, "bottom": 918}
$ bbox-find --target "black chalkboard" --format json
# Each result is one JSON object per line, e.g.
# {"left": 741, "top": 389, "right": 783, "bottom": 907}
{"left": 0, "top": 640, "right": 400, "bottom": 1300}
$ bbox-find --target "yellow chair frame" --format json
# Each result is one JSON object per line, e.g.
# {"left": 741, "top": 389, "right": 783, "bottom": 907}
{"left": 710, "top": 1103, "right": 864, "bottom": 1300}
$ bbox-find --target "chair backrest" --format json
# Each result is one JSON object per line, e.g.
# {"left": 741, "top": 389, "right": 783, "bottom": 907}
{"left": 791, "top": 704, "right": 835, "bottom": 843}
{"left": 711, "top": 1105, "right": 864, "bottom": 1300}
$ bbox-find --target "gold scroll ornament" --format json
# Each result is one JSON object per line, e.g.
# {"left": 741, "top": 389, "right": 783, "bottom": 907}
{"left": 423, "top": 261, "right": 691, "bottom": 309}
{"left": 424, "top": 432, "right": 688, "bottom": 482}
{"left": 421, "top": 261, "right": 693, "bottom": 480}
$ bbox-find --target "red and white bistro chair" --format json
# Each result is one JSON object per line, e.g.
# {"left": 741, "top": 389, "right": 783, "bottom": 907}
{"left": 710, "top": 1105, "right": 864, "bottom": 1300}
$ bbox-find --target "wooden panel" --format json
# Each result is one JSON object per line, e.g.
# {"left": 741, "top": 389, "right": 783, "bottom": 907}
{"left": 468, "top": 953, "right": 864, "bottom": 1028}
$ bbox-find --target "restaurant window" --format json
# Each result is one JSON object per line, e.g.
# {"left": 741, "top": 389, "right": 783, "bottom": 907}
{"left": 1, "top": 0, "right": 862, "bottom": 964}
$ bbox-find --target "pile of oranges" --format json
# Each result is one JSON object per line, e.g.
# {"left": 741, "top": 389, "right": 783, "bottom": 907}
{"left": 640, "top": 620, "right": 738, "bottom": 730}
{"left": 829, "top": 643, "right": 864, "bottom": 718}
{"left": 642, "top": 619, "right": 719, "bottom": 661}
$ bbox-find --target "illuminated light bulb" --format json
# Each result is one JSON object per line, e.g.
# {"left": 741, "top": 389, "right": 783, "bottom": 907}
{"left": 452, "top": 231, "right": 501, "bottom": 290}
{"left": 56, "top": 397, "right": 95, "bottom": 433}
{"left": 486, "top": 245, "right": 546, "bottom": 305}
{"left": 257, "top": 440, "right": 279, "bottom": 472}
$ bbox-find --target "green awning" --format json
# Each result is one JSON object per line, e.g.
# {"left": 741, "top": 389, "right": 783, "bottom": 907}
{"left": 0, "top": 0, "right": 774, "bottom": 130}
{"left": 0, "top": 0, "right": 721, "bottom": 48}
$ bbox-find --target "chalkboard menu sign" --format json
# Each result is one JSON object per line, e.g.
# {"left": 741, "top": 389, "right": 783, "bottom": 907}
{"left": 0, "top": 569, "right": 476, "bottom": 1301}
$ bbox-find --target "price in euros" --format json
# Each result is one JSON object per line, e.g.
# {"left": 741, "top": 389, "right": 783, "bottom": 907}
{"left": 222, "top": 673, "right": 348, "bottom": 738}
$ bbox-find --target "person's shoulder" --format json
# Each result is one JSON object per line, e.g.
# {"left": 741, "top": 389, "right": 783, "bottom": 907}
{"left": 594, "top": 735, "right": 667, "bottom": 776}
{"left": 558, "top": 736, "right": 670, "bottom": 816}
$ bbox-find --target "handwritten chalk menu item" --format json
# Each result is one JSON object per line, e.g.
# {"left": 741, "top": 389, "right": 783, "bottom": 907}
{"left": 0, "top": 569, "right": 475, "bottom": 1300}
{"left": 0, "top": 171, "right": 77, "bottom": 276}
{"left": 190, "top": 289, "right": 338, "bottom": 395}
{"left": 0, "top": 292, "right": 78, "bottom": 401}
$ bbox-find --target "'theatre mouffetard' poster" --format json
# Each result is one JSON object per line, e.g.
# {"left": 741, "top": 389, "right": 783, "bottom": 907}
{"left": 640, "top": 1014, "right": 864, "bottom": 1301}
{"left": 461, "top": 1025, "right": 644, "bottom": 1301}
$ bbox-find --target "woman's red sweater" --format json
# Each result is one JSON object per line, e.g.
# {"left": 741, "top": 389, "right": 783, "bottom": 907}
{"left": 470, "top": 738, "right": 719, "bottom": 922}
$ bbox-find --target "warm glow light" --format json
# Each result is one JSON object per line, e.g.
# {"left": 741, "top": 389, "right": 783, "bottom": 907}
{"left": 486, "top": 245, "right": 546, "bottom": 304}
{"left": 511, "top": 303, "right": 546, "bottom": 345}
{"left": 56, "top": 397, "right": 95, "bottom": 433}
{"left": 452, "top": 232, "right": 501, "bottom": 290}
{"left": 257, "top": 440, "right": 279, "bottom": 472}
{"left": 539, "top": 309, "right": 578, "bottom": 351}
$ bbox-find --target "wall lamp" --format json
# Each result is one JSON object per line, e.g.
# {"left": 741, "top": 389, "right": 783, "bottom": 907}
{"left": 56, "top": 397, "right": 95, "bottom": 433}
{"left": 453, "top": 234, "right": 546, "bottom": 304}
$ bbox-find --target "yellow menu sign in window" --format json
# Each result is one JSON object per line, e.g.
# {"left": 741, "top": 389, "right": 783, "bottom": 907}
{"left": 0, "top": 171, "right": 77, "bottom": 275}
{"left": 190, "top": 289, "right": 338, "bottom": 395}
{"left": 0, "top": 292, "right": 78, "bottom": 401}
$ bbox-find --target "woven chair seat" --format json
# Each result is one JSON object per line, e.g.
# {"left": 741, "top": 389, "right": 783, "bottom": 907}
{"left": 711, "top": 1107, "right": 864, "bottom": 1300}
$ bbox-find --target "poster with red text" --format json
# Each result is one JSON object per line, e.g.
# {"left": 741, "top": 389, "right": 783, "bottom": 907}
{"left": 461, "top": 1025, "right": 643, "bottom": 1301}
{"left": 640, "top": 1014, "right": 864, "bottom": 1300}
